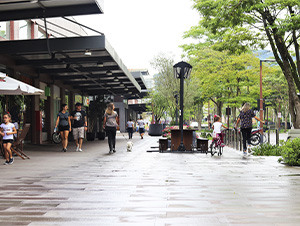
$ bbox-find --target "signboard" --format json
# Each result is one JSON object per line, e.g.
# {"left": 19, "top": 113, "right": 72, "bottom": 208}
{"left": 278, "top": 112, "right": 282, "bottom": 118}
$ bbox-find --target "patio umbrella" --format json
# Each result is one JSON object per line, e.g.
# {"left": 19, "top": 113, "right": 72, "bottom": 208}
{"left": 0, "top": 73, "right": 43, "bottom": 95}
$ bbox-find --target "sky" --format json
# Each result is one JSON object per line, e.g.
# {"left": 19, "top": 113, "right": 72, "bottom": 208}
{"left": 75, "top": 0, "right": 199, "bottom": 75}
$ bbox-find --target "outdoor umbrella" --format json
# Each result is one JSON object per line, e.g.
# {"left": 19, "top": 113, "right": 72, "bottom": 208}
{"left": 0, "top": 73, "right": 43, "bottom": 95}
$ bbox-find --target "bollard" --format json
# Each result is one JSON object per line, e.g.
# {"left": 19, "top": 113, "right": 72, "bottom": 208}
{"left": 268, "top": 128, "right": 270, "bottom": 144}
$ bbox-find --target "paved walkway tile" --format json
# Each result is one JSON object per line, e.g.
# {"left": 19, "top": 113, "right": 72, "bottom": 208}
{"left": 0, "top": 134, "right": 300, "bottom": 226}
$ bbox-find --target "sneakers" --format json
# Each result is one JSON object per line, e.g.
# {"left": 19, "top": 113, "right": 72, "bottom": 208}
{"left": 62, "top": 148, "right": 66, "bottom": 152}
{"left": 75, "top": 146, "right": 79, "bottom": 152}
{"left": 3, "top": 158, "right": 13, "bottom": 165}
{"left": 78, "top": 148, "right": 82, "bottom": 152}
{"left": 113, "top": 149, "right": 116, "bottom": 153}
{"left": 8, "top": 158, "right": 14, "bottom": 165}
{"left": 109, "top": 150, "right": 113, "bottom": 154}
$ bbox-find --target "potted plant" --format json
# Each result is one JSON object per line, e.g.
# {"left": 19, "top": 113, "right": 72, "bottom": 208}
{"left": 87, "top": 95, "right": 106, "bottom": 141}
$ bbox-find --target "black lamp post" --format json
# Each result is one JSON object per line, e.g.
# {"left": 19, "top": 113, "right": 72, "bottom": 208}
{"left": 173, "top": 61, "right": 192, "bottom": 151}
{"left": 173, "top": 91, "right": 179, "bottom": 125}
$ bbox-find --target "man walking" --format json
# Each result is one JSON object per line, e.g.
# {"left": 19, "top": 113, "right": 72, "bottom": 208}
{"left": 71, "top": 102, "right": 87, "bottom": 152}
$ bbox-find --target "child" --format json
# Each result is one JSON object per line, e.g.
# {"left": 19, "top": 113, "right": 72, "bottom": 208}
{"left": 212, "top": 115, "right": 228, "bottom": 146}
{"left": 0, "top": 112, "right": 17, "bottom": 165}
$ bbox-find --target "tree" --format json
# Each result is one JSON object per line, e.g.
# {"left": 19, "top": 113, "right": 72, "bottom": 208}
{"left": 188, "top": 0, "right": 300, "bottom": 128}
{"left": 146, "top": 90, "right": 168, "bottom": 124}
{"left": 150, "top": 52, "right": 196, "bottom": 123}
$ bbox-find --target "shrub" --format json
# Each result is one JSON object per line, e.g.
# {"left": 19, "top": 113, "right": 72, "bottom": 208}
{"left": 278, "top": 138, "right": 300, "bottom": 166}
{"left": 252, "top": 143, "right": 282, "bottom": 156}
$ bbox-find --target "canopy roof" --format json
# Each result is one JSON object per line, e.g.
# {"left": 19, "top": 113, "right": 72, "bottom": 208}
{"left": 0, "top": 0, "right": 104, "bottom": 22}
{"left": 0, "top": 35, "right": 142, "bottom": 98}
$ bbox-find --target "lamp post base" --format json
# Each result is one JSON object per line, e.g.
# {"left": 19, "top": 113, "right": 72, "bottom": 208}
{"left": 177, "top": 143, "right": 186, "bottom": 152}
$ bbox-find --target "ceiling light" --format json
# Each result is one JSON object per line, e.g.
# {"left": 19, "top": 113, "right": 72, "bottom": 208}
{"left": 124, "top": 87, "right": 128, "bottom": 91}
{"left": 120, "top": 83, "right": 125, "bottom": 87}
{"left": 128, "top": 91, "right": 132, "bottom": 94}
{"left": 113, "top": 77, "right": 119, "bottom": 82}
{"left": 97, "top": 61, "right": 103, "bottom": 67}
{"left": 30, "top": 0, "right": 38, "bottom": 3}
{"left": 84, "top": 49, "right": 92, "bottom": 56}
{"left": 106, "top": 70, "right": 112, "bottom": 76}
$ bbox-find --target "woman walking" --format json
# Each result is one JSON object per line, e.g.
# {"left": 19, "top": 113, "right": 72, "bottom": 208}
{"left": 55, "top": 104, "right": 71, "bottom": 152}
{"left": 126, "top": 118, "right": 134, "bottom": 139}
{"left": 0, "top": 112, "right": 17, "bottom": 165}
{"left": 103, "top": 103, "right": 119, "bottom": 154}
{"left": 137, "top": 116, "right": 145, "bottom": 139}
{"left": 235, "top": 103, "right": 264, "bottom": 156}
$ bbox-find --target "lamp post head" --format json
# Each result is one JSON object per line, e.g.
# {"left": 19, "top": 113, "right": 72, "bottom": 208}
{"left": 173, "top": 61, "right": 192, "bottom": 79}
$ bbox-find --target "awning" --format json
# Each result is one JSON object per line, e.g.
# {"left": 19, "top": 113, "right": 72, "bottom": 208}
{"left": 0, "top": 35, "right": 142, "bottom": 98}
{"left": 0, "top": 73, "right": 44, "bottom": 95}
{"left": 0, "top": 0, "right": 104, "bottom": 22}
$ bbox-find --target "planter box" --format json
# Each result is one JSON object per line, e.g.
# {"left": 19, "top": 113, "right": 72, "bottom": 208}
{"left": 86, "top": 132, "right": 95, "bottom": 141}
{"left": 148, "top": 124, "right": 163, "bottom": 136}
{"left": 97, "top": 132, "right": 106, "bottom": 140}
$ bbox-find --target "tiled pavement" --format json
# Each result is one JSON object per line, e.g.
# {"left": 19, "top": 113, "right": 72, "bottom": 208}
{"left": 0, "top": 133, "right": 300, "bottom": 226}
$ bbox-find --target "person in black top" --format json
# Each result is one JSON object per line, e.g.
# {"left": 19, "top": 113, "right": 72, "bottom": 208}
{"left": 235, "top": 103, "right": 264, "bottom": 156}
{"left": 70, "top": 103, "right": 87, "bottom": 152}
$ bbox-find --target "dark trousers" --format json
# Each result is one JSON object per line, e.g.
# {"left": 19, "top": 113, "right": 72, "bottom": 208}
{"left": 106, "top": 126, "right": 116, "bottom": 151}
{"left": 241, "top": 127, "right": 252, "bottom": 151}
{"left": 127, "top": 127, "right": 133, "bottom": 139}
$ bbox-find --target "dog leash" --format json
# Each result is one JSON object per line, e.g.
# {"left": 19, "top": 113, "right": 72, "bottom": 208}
{"left": 119, "top": 130, "right": 129, "bottom": 142}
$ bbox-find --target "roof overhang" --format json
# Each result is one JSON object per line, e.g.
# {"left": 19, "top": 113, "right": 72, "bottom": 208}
{"left": 0, "top": 35, "right": 141, "bottom": 98}
{"left": 0, "top": 0, "right": 104, "bottom": 22}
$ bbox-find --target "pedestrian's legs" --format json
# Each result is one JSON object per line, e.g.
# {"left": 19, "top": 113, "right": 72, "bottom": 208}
{"left": 111, "top": 127, "right": 117, "bottom": 149}
{"left": 241, "top": 128, "right": 248, "bottom": 151}
{"left": 60, "top": 131, "right": 65, "bottom": 150}
{"left": 3, "top": 143, "right": 12, "bottom": 162}
{"left": 245, "top": 127, "right": 252, "bottom": 146}
{"left": 106, "top": 127, "right": 113, "bottom": 151}
{"left": 64, "top": 130, "right": 69, "bottom": 149}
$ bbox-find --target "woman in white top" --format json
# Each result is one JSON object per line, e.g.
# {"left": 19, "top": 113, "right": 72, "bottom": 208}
{"left": 0, "top": 112, "right": 17, "bottom": 165}
{"left": 137, "top": 117, "right": 145, "bottom": 139}
{"left": 126, "top": 118, "right": 134, "bottom": 139}
{"left": 103, "top": 103, "right": 119, "bottom": 154}
{"left": 212, "top": 115, "right": 228, "bottom": 145}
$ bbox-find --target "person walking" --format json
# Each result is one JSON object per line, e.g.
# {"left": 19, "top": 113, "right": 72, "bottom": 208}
{"left": 103, "top": 103, "right": 119, "bottom": 154}
{"left": 126, "top": 118, "right": 134, "bottom": 139}
{"left": 71, "top": 103, "right": 87, "bottom": 152}
{"left": 137, "top": 116, "right": 145, "bottom": 139}
{"left": 235, "top": 102, "right": 264, "bottom": 156}
{"left": 0, "top": 112, "right": 17, "bottom": 165}
{"left": 55, "top": 104, "right": 71, "bottom": 152}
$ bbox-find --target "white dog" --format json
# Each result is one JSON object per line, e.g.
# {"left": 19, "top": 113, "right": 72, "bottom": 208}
{"left": 127, "top": 141, "right": 133, "bottom": 152}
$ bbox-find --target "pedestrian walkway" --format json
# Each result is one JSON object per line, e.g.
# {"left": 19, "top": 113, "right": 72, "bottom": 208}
{"left": 0, "top": 134, "right": 300, "bottom": 226}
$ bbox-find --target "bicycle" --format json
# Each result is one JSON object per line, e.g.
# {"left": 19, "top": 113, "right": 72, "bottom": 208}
{"left": 210, "top": 130, "right": 227, "bottom": 156}
{"left": 234, "top": 128, "right": 265, "bottom": 146}
{"left": 52, "top": 131, "right": 61, "bottom": 144}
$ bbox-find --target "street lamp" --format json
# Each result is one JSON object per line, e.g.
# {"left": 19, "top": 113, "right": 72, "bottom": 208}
{"left": 260, "top": 59, "right": 276, "bottom": 143}
{"left": 173, "top": 61, "right": 192, "bottom": 151}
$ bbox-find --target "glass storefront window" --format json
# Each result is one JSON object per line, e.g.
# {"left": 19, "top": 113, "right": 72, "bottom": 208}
{"left": 19, "top": 20, "right": 29, "bottom": 40}
{"left": 0, "top": 22, "right": 7, "bottom": 39}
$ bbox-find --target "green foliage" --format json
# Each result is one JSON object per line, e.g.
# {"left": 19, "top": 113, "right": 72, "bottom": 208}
{"left": 278, "top": 138, "right": 300, "bottom": 166}
{"left": 252, "top": 143, "right": 282, "bottom": 156}
{"left": 188, "top": 0, "right": 300, "bottom": 128}
{"left": 148, "top": 52, "right": 198, "bottom": 122}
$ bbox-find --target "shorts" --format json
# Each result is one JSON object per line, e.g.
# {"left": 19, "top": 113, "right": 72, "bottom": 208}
{"left": 2, "top": 139, "right": 13, "bottom": 144}
{"left": 73, "top": 127, "right": 85, "bottom": 140}
{"left": 59, "top": 125, "right": 70, "bottom": 132}
{"left": 139, "top": 127, "right": 145, "bottom": 134}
